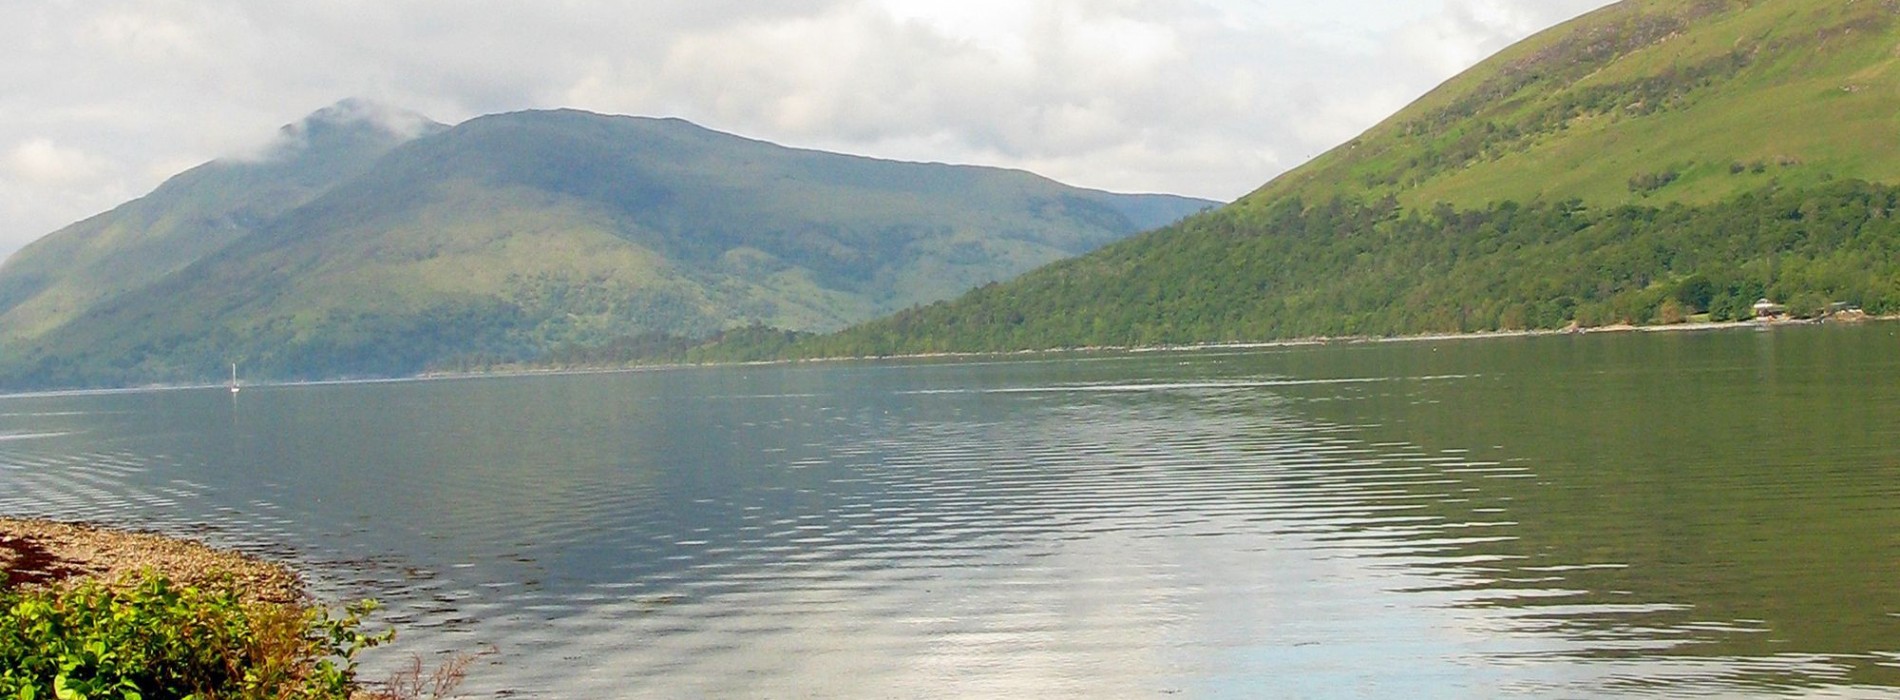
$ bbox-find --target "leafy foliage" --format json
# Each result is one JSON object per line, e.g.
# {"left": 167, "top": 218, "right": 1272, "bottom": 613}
{"left": 0, "top": 573, "right": 388, "bottom": 700}
{"left": 685, "top": 325, "right": 817, "bottom": 364}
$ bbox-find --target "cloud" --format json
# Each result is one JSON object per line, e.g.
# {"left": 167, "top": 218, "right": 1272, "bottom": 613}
{"left": 552, "top": 0, "right": 1618, "bottom": 199}
{"left": 230, "top": 98, "right": 443, "bottom": 163}
{"left": 6, "top": 140, "right": 105, "bottom": 185}
{"left": 0, "top": 138, "right": 139, "bottom": 258}
{"left": 565, "top": 1, "right": 1301, "bottom": 194}
{"left": 1393, "top": 0, "right": 1612, "bottom": 76}
{"left": 0, "top": 139, "right": 132, "bottom": 252}
{"left": 0, "top": 0, "right": 1618, "bottom": 259}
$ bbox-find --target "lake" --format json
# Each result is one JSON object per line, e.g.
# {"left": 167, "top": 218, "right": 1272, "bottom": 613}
{"left": 3, "top": 323, "right": 1899, "bottom": 697}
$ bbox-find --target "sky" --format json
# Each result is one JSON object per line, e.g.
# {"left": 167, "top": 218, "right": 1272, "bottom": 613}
{"left": 0, "top": 0, "right": 1617, "bottom": 260}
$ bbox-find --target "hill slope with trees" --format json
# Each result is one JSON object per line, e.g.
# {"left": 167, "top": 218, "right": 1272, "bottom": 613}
{"left": 774, "top": 0, "right": 1900, "bottom": 358}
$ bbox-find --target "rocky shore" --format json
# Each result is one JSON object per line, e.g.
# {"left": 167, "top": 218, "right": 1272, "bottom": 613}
{"left": 0, "top": 516, "right": 303, "bottom": 604}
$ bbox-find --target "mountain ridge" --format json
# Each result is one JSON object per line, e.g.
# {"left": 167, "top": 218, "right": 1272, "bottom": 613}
{"left": 0, "top": 103, "right": 1212, "bottom": 388}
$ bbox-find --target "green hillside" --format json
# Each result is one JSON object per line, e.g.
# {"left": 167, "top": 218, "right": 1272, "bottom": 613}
{"left": 0, "top": 108, "right": 1209, "bottom": 388}
{"left": 1263, "top": 0, "right": 1900, "bottom": 208}
{"left": 0, "top": 100, "right": 444, "bottom": 343}
{"left": 784, "top": 0, "right": 1900, "bottom": 357}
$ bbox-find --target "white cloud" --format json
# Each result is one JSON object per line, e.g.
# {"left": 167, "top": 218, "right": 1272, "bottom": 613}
{"left": 1394, "top": 0, "right": 1607, "bottom": 76}
{"left": 7, "top": 140, "right": 105, "bottom": 185}
{"left": 0, "top": 140, "right": 135, "bottom": 251}
{"left": 876, "top": 0, "right": 1035, "bottom": 55}
{"left": 83, "top": 5, "right": 210, "bottom": 62}
{"left": 0, "top": 0, "right": 1618, "bottom": 260}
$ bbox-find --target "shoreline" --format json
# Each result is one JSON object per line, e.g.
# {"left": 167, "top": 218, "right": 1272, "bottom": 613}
{"left": 0, "top": 516, "right": 305, "bottom": 605}
{"left": 2, "top": 316, "right": 1890, "bottom": 398}
{"left": 653, "top": 314, "right": 1890, "bottom": 368}
{"left": 0, "top": 517, "right": 448, "bottom": 699}
{"left": 404, "top": 315, "right": 1892, "bottom": 382}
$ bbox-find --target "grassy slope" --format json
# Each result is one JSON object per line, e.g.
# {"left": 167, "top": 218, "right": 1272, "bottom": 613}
{"left": 1259, "top": 0, "right": 1900, "bottom": 210}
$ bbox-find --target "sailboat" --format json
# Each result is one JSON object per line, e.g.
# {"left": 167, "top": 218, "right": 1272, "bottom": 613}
{"left": 229, "top": 363, "right": 241, "bottom": 394}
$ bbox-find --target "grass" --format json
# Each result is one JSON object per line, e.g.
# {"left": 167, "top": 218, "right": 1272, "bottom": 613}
{"left": 1253, "top": 0, "right": 1900, "bottom": 211}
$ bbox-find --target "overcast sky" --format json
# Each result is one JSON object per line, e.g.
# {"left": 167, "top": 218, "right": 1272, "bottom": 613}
{"left": 0, "top": 0, "right": 1617, "bottom": 260}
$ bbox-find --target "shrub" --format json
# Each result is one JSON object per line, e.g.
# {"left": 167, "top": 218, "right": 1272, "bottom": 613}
{"left": 0, "top": 572, "right": 389, "bottom": 700}
{"left": 1628, "top": 169, "right": 1681, "bottom": 194}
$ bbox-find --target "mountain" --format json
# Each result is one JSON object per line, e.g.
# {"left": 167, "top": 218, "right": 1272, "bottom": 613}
{"left": 0, "top": 104, "right": 1211, "bottom": 388}
{"left": 0, "top": 99, "right": 446, "bottom": 343}
{"left": 785, "top": 0, "right": 1900, "bottom": 357}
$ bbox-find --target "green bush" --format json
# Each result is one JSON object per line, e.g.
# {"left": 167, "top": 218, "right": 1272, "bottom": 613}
{"left": 0, "top": 572, "right": 388, "bottom": 700}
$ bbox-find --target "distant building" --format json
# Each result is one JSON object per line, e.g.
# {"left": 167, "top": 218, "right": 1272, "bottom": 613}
{"left": 1753, "top": 298, "right": 1788, "bottom": 319}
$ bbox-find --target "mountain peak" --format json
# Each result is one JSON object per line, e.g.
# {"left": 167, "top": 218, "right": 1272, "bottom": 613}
{"left": 249, "top": 99, "right": 446, "bottom": 163}
{"left": 305, "top": 98, "right": 439, "bottom": 134}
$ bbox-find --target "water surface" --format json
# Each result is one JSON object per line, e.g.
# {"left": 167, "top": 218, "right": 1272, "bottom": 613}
{"left": 3, "top": 324, "right": 1898, "bottom": 697}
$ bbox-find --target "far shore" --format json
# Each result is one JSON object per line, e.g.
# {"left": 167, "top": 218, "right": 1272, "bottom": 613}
{"left": 2, "top": 315, "right": 1891, "bottom": 399}
{"left": 632, "top": 313, "right": 1894, "bottom": 369}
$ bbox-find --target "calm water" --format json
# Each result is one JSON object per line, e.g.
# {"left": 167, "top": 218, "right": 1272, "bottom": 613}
{"left": 3, "top": 324, "right": 1899, "bottom": 697}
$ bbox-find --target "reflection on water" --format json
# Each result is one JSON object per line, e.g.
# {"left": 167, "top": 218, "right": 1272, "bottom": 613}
{"left": 3, "top": 325, "right": 1899, "bottom": 697}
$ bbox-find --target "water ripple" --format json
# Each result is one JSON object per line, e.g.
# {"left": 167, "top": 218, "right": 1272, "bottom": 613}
{"left": 3, "top": 336, "right": 1897, "bottom": 697}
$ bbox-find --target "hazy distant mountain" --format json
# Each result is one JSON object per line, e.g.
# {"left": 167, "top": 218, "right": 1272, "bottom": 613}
{"left": 0, "top": 103, "right": 1211, "bottom": 388}
{"left": 783, "top": 0, "right": 1900, "bottom": 357}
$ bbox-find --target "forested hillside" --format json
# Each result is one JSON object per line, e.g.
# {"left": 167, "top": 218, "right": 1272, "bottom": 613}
{"left": 795, "top": 182, "right": 1900, "bottom": 356}
{"left": 745, "top": 0, "right": 1900, "bottom": 358}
